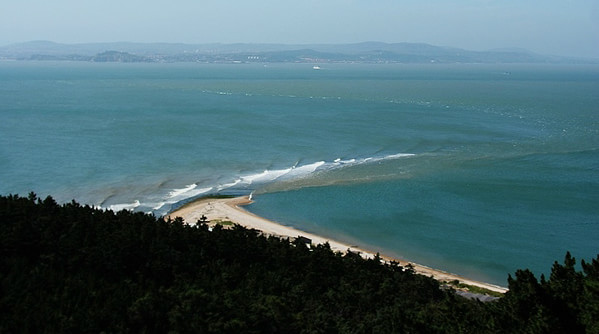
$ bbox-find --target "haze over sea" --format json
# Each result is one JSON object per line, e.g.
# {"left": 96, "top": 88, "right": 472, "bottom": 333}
{"left": 1, "top": 61, "right": 598, "bottom": 286}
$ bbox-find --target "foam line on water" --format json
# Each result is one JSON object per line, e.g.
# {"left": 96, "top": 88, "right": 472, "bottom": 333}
{"left": 168, "top": 183, "right": 198, "bottom": 198}
{"left": 222, "top": 153, "right": 413, "bottom": 192}
{"left": 240, "top": 167, "right": 294, "bottom": 184}
{"left": 109, "top": 200, "right": 141, "bottom": 212}
{"left": 109, "top": 186, "right": 213, "bottom": 214}
{"left": 281, "top": 161, "right": 326, "bottom": 179}
{"left": 217, "top": 179, "right": 242, "bottom": 191}
{"left": 109, "top": 152, "right": 415, "bottom": 215}
{"left": 192, "top": 153, "right": 413, "bottom": 196}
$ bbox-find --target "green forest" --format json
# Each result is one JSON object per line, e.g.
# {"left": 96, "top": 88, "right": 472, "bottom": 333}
{"left": 1, "top": 193, "right": 598, "bottom": 333}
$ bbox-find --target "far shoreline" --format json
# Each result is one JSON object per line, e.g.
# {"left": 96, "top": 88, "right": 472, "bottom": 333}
{"left": 167, "top": 195, "right": 508, "bottom": 294}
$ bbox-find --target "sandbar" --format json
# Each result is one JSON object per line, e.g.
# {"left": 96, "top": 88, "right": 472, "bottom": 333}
{"left": 167, "top": 196, "right": 508, "bottom": 294}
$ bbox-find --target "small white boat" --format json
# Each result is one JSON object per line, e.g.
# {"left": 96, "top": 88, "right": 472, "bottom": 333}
{"left": 312, "top": 66, "right": 321, "bottom": 70}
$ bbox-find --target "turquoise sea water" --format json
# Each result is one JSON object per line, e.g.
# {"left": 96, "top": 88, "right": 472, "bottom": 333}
{"left": 1, "top": 61, "right": 598, "bottom": 286}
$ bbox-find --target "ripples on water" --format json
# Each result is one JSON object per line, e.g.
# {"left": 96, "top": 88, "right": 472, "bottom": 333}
{"left": 1, "top": 62, "right": 598, "bottom": 285}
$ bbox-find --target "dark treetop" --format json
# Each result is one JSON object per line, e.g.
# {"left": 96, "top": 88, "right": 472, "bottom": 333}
{"left": 1, "top": 193, "right": 598, "bottom": 333}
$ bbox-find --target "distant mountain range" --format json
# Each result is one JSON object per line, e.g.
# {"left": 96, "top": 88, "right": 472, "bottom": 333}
{"left": 1, "top": 40, "right": 596, "bottom": 64}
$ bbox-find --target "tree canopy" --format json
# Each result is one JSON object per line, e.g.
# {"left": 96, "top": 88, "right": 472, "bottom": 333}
{"left": 1, "top": 193, "right": 597, "bottom": 333}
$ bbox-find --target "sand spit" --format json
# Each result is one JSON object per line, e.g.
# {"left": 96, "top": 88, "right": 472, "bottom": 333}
{"left": 167, "top": 196, "right": 508, "bottom": 294}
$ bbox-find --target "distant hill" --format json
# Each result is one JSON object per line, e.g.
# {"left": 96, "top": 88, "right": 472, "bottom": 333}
{"left": 1, "top": 40, "right": 596, "bottom": 64}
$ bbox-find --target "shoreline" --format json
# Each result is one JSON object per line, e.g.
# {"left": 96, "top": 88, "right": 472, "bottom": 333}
{"left": 167, "top": 195, "right": 508, "bottom": 294}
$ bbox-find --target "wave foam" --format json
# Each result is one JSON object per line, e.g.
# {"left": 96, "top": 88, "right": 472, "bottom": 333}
{"left": 284, "top": 161, "right": 325, "bottom": 178}
{"left": 168, "top": 184, "right": 198, "bottom": 198}
{"left": 111, "top": 152, "right": 415, "bottom": 216}
{"left": 109, "top": 200, "right": 141, "bottom": 212}
{"left": 241, "top": 167, "right": 294, "bottom": 184}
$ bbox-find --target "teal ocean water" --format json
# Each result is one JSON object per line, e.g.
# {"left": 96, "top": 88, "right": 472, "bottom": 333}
{"left": 1, "top": 61, "right": 598, "bottom": 286}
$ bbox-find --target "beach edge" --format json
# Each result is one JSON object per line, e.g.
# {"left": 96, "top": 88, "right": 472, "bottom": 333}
{"left": 167, "top": 195, "right": 508, "bottom": 294}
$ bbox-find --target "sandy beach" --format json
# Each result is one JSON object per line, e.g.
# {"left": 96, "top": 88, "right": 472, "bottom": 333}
{"left": 168, "top": 196, "right": 508, "bottom": 294}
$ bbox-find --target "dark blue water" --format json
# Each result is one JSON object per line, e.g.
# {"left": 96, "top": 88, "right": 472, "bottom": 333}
{"left": 1, "top": 61, "right": 598, "bottom": 285}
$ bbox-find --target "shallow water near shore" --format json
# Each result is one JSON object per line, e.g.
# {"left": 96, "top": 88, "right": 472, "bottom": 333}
{"left": 1, "top": 61, "right": 598, "bottom": 286}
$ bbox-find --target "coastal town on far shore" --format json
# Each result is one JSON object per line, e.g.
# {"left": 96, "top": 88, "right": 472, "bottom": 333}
{"left": 2, "top": 40, "right": 597, "bottom": 64}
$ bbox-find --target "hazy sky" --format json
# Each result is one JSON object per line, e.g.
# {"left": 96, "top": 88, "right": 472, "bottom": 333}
{"left": 1, "top": 0, "right": 598, "bottom": 58}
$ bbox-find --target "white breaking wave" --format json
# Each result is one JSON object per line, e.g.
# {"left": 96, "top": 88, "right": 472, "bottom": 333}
{"left": 217, "top": 179, "right": 242, "bottom": 191}
{"left": 152, "top": 202, "right": 167, "bottom": 210}
{"left": 240, "top": 167, "right": 294, "bottom": 184}
{"left": 381, "top": 153, "right": 415, "bottom": 160}
{"left": 188, "top": 186, "right": 214, "bottom": 197}
{"left": 107, "top": 153, "right": 415, "bottom": 216}
{"left": 189, "top": 153, "right": 412, "bottom": 197}
{"left": 333, "top": 158, "right": 357, "bottom": 165}
{"left": 327, "top": 154, "right": 414, "bottom": 169}
{"left": 282, "top": 161, "right": 326, "bottom": 179}
{"left": 167, "top": 184, "right": 214, "bottom": 203}
{"left": 237, "top": 160, "right": 327, "bottom": 185}
{"left": 109, "top": 200, "right": 141, "bottom": 212}
{"left": 168, "top": 183, "right": 198, "bottom": 198}
{"left": 231, "top": 154, "right": 412, "bottom": 190}
{"left": 107, "top": 185, "right": 213, "bottom": 215}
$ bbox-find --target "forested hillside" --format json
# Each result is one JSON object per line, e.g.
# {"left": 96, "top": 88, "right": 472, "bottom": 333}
{"left": 1, "top": 194, "right": 597, "bottom": 333}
